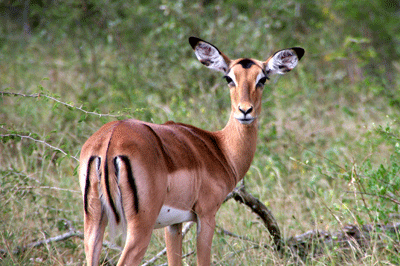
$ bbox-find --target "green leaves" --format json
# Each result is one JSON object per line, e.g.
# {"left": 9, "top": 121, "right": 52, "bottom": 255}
{"left": 1, "top": 0, "right": 400, "bottom": 264}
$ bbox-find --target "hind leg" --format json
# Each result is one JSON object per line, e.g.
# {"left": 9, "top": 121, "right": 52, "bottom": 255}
{"left": 83, "top": 174, "right": 108, "bottom": 266}
{"left": 116, "top": 157, "right": 168, "bottom": 265}
{"left": 116, "top": 188, "right": 163, "bottom": 266}
{"left": 116, "top": 221, "right": 154, "bottom": 266}
{"left": 84, "top": 207, "right": 108, "bottom": 266}
{"left": 81, "top": 156, "right": 108, "bottom": 266}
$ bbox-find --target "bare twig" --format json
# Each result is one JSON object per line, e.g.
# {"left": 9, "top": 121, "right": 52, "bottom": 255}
{"left": 2, "top": 169, "right": 40, "bottom": 184}
{"left": 156, "top": 251, "right": 195, "bottom": 266}
{"left": 12, "top": 186, "right": 80, "bottom": 194}
{"left": 0, "top": 133, "right": 79, "bottom": 162}
{"left": 0, "top": 230, "right": 122, "bottom": 258}
{"left": 216, "top": 226, "right": 251, "bottom": 241}
{"left": 141, "top": 222, "right": 195, "bottom": 266}
{"left": 216, "top": 226, "right": 261, "bottom": 246}
{"left": 0, "top": 230, "right": 82, "bottom": 256}
{"left": 351, "top": 163, "right": 374, "bottom": 223}
{"left": 1, "top": 91, "right": 124, "bottom": 118}
{"left": 344, "top": 190, "right": 400, "bottom": 205}
{"left": 286, "top": 222, "right": 400, "bottom": 259}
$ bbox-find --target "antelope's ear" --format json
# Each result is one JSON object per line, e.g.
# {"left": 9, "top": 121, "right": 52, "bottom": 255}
{"left": 189, "top": 37, "right": 231, "bottom": 73}
{"left": 264, "top": 47, "right": 304, "bottom": 76}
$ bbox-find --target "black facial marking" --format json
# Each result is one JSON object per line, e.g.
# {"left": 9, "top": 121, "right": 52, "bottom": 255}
{"left": 237, "top": 58, "right": 255, "bottom": 69}
{"left": 257, "top": 77, "right": 268, "bottom": 87}
{"left": 223, "top": 75, "right": 234, "bottom": 85}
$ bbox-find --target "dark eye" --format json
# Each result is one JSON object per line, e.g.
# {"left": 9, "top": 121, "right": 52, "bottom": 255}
{"left": 223, "top": 75, "right": 234, "bottom": 86}
{"left": 257, "top": 77, "right": 268, "bottom": 87}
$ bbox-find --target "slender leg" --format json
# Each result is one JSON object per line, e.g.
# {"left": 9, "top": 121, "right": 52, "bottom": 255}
{"left": 165, "top": 223, "right": 183, "bottom": 266}
{"left": 117, "top": 223, "right": 153, "bottom": 266}
{"left": 196, "top": 216, "right": 216, "bottom": 266}
{"left": 84, "top": 199, "right": 108, "bottom": 266}
{"left": 83, "top": 156, "right": 108, "bottom": 266}
{"left": 116, "top": 165, "right": 166, "bottom": 266}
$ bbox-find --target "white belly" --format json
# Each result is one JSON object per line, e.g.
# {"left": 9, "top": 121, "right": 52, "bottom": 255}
{"left": 154, "top": 206, "right": 196, "bottom": 229}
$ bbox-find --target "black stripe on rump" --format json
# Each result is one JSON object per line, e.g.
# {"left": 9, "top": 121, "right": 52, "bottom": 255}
{"left": 84, "top": 156, "right": 98, "bottom": 216}
{"left": 114, "top": 156, "right": 139, "bottom": 214}
{"left": 104, "top": 156, "right": 121, "bottom": 224}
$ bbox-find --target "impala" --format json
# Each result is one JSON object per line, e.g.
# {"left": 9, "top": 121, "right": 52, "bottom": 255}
{"left": 79, "top": 37, "right": 304, "bottom": 266}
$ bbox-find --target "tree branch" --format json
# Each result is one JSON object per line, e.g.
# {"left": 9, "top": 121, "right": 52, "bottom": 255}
{"left": 1, "top": 91, "right": 124, "bottom": 118}
{"left": 225, "top": 185, "right": 282, "bottom": 250}
{"left": 0, "top": 133, "right": 79, "bottom": 162}
{"left": 0, "top": 230, "right": 81, "bottom": 256}
{"left": 141, "top": 222, "right": 195, "bottom": 266}
{"left": 216, "top": 226, "right": 262, "bottom": 246}
{"left": 286, "top": 222, "right": 400, "bottom": 259}
{"left": 12, "top": 186, "right": 80, "bottom": 194}
{"left": 0, "top": 230, "right": 122, "bottom": 258}
{"left": 345, "top": 190, "right": 400, "bottom": 205}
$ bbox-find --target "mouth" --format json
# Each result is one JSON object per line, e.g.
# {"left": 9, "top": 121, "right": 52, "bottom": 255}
{"left": 235, "top": 117, "right": 255, "bottom": 125}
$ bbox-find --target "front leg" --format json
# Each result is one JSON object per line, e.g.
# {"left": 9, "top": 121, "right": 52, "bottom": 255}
{"left": 165, "top": 223, "right": 183, "bottom": 266}
{"left": 196, "top": 215, "right": 216, "bottom": 266}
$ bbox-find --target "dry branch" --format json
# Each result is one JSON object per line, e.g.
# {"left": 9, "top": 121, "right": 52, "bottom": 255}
{"left": 0, "top": 230, "right": 122, "bottom": 258}
{"left": 0, "top": 133, "right": 79, "bottom": 162}
{"left": 225, "top": 185, "right": 282, "bottom": 250}
{"left": 216, "top": 226, "right": 256, "bottom": 244}
{"left": 141, "top": 222, "right": 195, "bottom": 266}
{"left": 286, "top": 222, "right": 400, "bottom": 259}
{"left": 0, "top": 91, "right": 124, "bottom": 118}
{"left": 0, "top": 230, "right": 81, "bottom": 257}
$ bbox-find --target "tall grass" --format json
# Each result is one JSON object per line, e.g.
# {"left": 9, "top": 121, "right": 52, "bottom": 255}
{"left": 1, "top": 1, "right": 400, "bottom": 264}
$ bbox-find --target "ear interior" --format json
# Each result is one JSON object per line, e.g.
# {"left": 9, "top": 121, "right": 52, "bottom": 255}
{"left": 265, "top": 47, "right": 304, "bottom": 75}
{"left": 189, "top": 37, "right": 229, "bottom": 73}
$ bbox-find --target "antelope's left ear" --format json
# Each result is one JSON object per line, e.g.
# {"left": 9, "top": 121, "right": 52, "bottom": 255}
{"left": 264, "top": 47, "right": 305, "bottom": 76}
{"left": 189, "top": 36, "right": 231, "bottom": 73}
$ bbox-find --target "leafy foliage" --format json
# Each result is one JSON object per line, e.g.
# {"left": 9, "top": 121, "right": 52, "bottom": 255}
{"left": 357, "top": 123, "right": 400, "bottom": 223}
{"left": 1, "top": 0, "right": 400, "bottom": 264}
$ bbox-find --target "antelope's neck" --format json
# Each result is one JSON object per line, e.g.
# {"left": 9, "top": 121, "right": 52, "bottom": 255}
{"left": 215, "top": 113, "right": 258, "bottom": 183}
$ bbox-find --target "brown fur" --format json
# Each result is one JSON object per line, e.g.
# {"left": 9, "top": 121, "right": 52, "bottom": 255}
{"left": 79, "top": 37, "right": 303, "bottom": 266}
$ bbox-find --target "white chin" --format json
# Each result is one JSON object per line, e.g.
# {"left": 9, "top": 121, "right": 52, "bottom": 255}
{"left": 236, "top": 118, "right": 254, "bottom": 125}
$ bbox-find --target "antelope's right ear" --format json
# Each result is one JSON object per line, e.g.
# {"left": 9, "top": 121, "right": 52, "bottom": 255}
{"left": 189, "top": 37, "right": 231, "bottom": 73}
{"left": 264, "top": 47, "right": 305, "bottom": 76}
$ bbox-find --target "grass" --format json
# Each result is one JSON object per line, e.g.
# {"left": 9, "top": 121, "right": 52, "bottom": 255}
{"left": 1, "top": 24, "right": 400, "bottom": 266}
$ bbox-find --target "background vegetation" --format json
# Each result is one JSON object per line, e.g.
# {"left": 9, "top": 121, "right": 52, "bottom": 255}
{"left": 1, "top": 0, "right": 400, "bottom": 265}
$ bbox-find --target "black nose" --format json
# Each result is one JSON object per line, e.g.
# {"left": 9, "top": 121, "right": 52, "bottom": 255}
{"left": 238, "top": 106, "right": 253, "bottom": 115}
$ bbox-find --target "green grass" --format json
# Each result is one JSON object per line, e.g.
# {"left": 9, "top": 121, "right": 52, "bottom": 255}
{"left": 1, "top": 1, "right": 400, "bottom": 264}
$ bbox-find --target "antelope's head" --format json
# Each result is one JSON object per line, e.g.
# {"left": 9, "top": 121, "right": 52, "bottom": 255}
{"left": 189, "top": 37, "right": 304, "bottom": 126}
